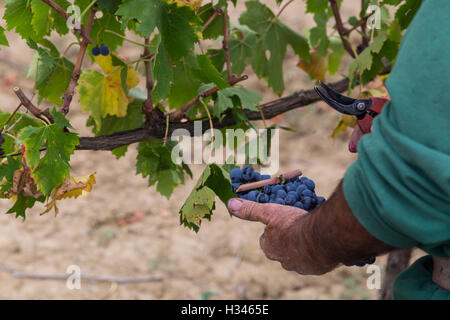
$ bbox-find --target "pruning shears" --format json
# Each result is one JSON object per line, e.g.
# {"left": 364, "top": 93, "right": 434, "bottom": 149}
{"left": 314, "top": 80, "right": 389, "bottom": 134}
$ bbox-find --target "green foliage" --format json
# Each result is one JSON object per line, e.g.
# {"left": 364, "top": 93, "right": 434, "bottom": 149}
{"left": 117, "top": 0, "right": 200, "bottom": 60}
{"left": 18, "top": 109, "right": 79, "bottom": 196}
{"left": 27, "top": 40, "right": 74, "bottom": 106}
{"left": 136, "top": 140, "right": 191, "bottom": 199}
{"left": 0, "top": 0, "right": 420, "bottom": 226}
{"left": 180, "top": 164, "right": 234, "bottom": 232}
{"left": 239, "top": 1, "right": 309, "bottom": 94}
{"left": 0, "top": 26, "right": 9, "bottom": 47}
{"left": 214, "top": 87, "right": 262, "bottom": 119}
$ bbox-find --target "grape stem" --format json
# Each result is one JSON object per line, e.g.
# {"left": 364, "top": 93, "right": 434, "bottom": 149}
{"left": 329, "top": 0, "right": 356, "bottom": 58}
{"left": 61, "top": 8, "right": 96, "bottom": 115}
{"left": 221, "top": 9, "right": 233, "bottom": 81}
{"left": 142, "top": 37, "right": 154, "bottom": 122}
{"left": 236, "top": 169, "right": 303, "bottom": 193}
{"left": 13, "top": 87, "right": 53, "bottom": 124}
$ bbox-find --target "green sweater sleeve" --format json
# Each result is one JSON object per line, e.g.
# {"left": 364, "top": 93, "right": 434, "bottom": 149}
{"left": 343, "top": 0, "right": 450, "bottom": 258}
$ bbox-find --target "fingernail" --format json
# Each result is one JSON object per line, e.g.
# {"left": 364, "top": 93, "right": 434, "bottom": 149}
{"left": 228, "top": 198, "right": 243, "bottom": 214}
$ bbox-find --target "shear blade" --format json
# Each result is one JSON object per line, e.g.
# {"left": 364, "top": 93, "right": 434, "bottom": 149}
{"left": 314, "top": 86, "right": 359, "bottom": 116}
{"left": 314, "top": 81, "right": 372, "bottom": 118}
{"left": 318, "top": 80, "right": 356, "bottom": 105}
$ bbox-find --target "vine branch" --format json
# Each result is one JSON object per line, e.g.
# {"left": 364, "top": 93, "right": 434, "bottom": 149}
{"left": 169, "top": 74, "right": 248, "bottom": 122}
{"left": 75, "top": 78, "right": 349, "bottom": 152}
{"left": 41, "top": 0, "right": 94, "bottom": 44}
{"left": 13, "top": 88, "right": 54, "bottom": 123}
{"left": 329, "top": 0, "right": 356, "bottom": 58}
{"left": 142, "top": 37, "right": 154, "bottom": 121}
{"left": 222, "top": 9, "right": 233, "bottom": 81}
{"left": 343, "top": 12, "right": 375, "bottom": 36}
{"left": 61, "top": 8, "right": 96, "bottom": 115}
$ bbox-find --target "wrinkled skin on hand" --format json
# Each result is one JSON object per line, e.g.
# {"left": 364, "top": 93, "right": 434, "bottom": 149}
{"left": 228, "top": 199, "right": 337, "bottom": 275}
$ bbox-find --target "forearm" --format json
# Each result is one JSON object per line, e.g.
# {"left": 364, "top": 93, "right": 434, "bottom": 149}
{"left": 297, "top": 180, "right": 396, "bottom": 273}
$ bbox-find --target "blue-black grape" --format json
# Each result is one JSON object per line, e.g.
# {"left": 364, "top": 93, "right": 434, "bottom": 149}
{"left": 92, "top": 46, "right": 100, "bottom": 56}
{"left": 230, "top": 168, "right": 242, "bottom": 183}
{"left": 276, "top": 190, "right": 287, "bottom": 199}
{"left": 100, "top": 44, "right": 110, "bottom": 56}
{"left": 263, "top": 185, "right": 272, "bottom": 194}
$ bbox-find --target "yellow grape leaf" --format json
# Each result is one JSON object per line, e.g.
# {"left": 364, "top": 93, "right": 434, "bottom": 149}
{"left": 94, "top": 55, "right": 139, "bottom": 117}
{"left": 331, "top": 115, "right": 357, "bottom": 139}
{"left": 297, "top": 49, "right": 328, "bottom": 83}
{"left": 79, "top": 55, "right": 139, "bottom": 128}
{"left": 42, "top": 173, "right": 96, "bottom": 216}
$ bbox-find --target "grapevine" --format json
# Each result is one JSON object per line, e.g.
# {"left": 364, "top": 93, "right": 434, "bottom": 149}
{"left": 0, "top": 0, "right": 420, "bottom": 231}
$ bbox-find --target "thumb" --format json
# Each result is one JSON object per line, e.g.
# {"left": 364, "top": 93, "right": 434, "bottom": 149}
{"left": 228, "top": 198, "right": 275, "bottom": 225}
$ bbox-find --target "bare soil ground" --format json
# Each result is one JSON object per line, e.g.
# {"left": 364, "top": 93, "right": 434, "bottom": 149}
{"left": 0, "top": 1, "right": 422, "bottom": 300}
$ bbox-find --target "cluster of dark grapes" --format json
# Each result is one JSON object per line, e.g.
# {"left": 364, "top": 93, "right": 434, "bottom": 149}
{"left": 230, "top": 166, "right": 375, "bottom": 267}
{"left": 92, "top": 44, "right": 110, "bottom": 57}
{"left": 230, "top": 166, "right": 325, "bottom": 211}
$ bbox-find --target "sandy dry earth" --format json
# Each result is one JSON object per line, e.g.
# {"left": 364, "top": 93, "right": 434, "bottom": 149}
{"left": 0, "top": 1, "right": 423, "bottom": 300}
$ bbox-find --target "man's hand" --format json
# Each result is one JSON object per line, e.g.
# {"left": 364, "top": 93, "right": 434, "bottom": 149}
{"left": 228, "top": 182, "right": 396, "bottom": 275}
{"left": 228, "top": 198, "right": 338, "bottom": 275}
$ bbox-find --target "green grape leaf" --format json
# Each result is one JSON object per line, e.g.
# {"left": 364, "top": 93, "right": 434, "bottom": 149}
{"left": 136, "top": 140, "right": 188, "bottom": 199}
{"left": 348, "top": 32, "right": 388, "bottom": 85}
{"left": 0, "top": 27, "right": 9, "bottom": 47}
{"left": 395, "top": 0, "right": 423, "bottom": 29}
{"left": 117, "top": 0, "right": 200, "bottom": 60}
{"left": 18, "top": 109, "right": 79, "bottom": 196}
{"left": 89, "top": 11, "right": 124, "bottom": 52}
{"left": 0, "top": 156, "right": 21, "bottom": 198}
{"left": 192, "top": 55, "right": 229, "bottom": 89}
{"left": 361, "top": 39, "right": 399, "bottom": 84}
{"left": 328, "top": 36, "right": 345, "bottom": 75}
{"left": 30, "top": 0, "right": 70, "bottom": 38}
{"left": 168, "top": 53, "right": 201, "bottom": 110}
{"left": 4, "top": 0, "right": 38, "bottom": 40}
{"left": 309, "top": 12, "right": 330, "bottom": 56}
{"left": 382, "top": 0, "right": 403, "bottom": 5}
{"left": 116, "top": 0, "right": 162, "bottom": 36}
{"left": 0, "top": 110, "right": 43, "bottom": 155}
{"left": 229, "top": 25, "right": 258, "bottom": 75}
{"left": 306, "top": 0, "right": 329, "bottom": 14}
{"left": 180, "top": 164, "right": 234, "bottom": 232}
{"left": 214, "top": 91, "right": 234, "bottom": 119}
{"left": 97, "top": 0, "right": 121, "bottom": 13}
{"left": 152, "top": 40, "right": 173, "bottom": 103}
{"left": 214, "top": 87, "right": 261, "bottom": 119}
{"left": 156, "top": 2, "right": 200, "bottom": 61}
{"left": 239, "top": 1, "right": 309, "bottom": 94}
{"left": 27, "top": 41, "right": 74, "bottom": 106}
{"left": 7, "top": 194, "right": 44, "bottom": 219}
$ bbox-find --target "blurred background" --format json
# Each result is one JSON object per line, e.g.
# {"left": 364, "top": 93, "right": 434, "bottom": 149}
{"left": 0, "top": 0, "right": 423, "bottom": 299}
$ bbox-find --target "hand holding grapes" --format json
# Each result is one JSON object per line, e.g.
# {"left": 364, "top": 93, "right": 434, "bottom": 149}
{"left": 228, "top": 198, "right": 337, "bottom": 275}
